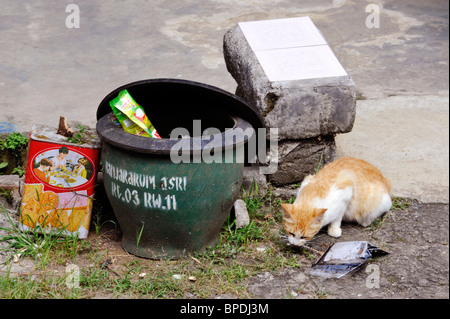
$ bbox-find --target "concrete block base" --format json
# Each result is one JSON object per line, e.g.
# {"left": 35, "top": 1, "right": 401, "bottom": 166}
{"left": 266, "top": 135, "right": 336, "bottom": 186}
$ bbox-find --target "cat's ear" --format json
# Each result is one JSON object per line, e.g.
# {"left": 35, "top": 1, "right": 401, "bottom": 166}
{"left": 313, "top": 208, "right": 327, "bottom": 224}
{"left": 281, "top": 203, "right": 294, "bottom": 221}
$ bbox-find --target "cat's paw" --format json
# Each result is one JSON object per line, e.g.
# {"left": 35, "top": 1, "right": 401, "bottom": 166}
{"left": 327, "top": 226, "right": 342, "bottom": 238}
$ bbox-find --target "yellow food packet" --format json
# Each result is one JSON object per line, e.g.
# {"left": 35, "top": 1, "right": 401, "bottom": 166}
{"left": 109, "top": 90, "right": 160, "bottom": 138}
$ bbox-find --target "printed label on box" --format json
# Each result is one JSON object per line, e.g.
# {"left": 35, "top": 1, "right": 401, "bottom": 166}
{"left": 19, "top": 138, "right": 100, "bottom": 239}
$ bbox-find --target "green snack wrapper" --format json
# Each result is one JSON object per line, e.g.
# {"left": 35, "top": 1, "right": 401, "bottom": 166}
{"left": 109, "top": 90, "right": 161, "bottom": 138}
{"left": 109, "top": 104, "right": 150, "bottom": 137}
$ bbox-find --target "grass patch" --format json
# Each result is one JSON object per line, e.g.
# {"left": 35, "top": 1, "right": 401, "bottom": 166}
{"left": 0, "top": 207, "right": 91, "bottom": 267}
{"left": 391, "top": 197, "right": 413, "bottom": 211}
{"left": 0, "top": 185, "right": 309, "bottom": 299}
{"left": 0, "top": 132, "right": 29, "bottom": 177}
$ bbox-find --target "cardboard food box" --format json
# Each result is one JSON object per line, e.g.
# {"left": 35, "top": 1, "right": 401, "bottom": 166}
{"left": 19, "top": 124, "right": 101, "bottom": 238}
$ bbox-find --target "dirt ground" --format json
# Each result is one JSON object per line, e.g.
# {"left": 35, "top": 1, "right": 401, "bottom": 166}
{"left": 247, "top": 200, "right": 449, "bottom": 299}
{"left": 1, "top": 193, "right": 448, "bottom": 299}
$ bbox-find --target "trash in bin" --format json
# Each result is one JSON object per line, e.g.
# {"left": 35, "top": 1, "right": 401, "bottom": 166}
{"left": 19, "top": 121, "right": 101, "bottom": 239}
{"left": 109, "top": 89, "right": 160, "bottom": 138}
{"left": 310, "top": 241, "right": 388, "bottom": 278}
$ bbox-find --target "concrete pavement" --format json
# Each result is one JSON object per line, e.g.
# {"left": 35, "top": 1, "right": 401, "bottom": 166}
{"left": 1, "top": 0, "right": 448, "bottom": 203}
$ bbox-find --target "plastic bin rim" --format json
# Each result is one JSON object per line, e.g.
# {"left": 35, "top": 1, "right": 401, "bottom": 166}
{"left": 96, "top": 78, "right": 265, "bottom": 130}
{"left": 96, "top": 112, "right": 254, "bottom": 155}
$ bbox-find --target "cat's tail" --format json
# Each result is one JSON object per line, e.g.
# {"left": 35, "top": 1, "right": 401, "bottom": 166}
{"left": 383, "top": 176, "right": 392, "bottom": 194}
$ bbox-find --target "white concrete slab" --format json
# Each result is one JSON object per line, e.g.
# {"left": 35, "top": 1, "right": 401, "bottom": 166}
{"left": 254, "top": 45, "right": 348, "bottom": 81}
{"left": 239, "top": 16, "right": 347, "bottom": 81}
{"left": 238, "top": 16, "right": 327, "bottom": 50}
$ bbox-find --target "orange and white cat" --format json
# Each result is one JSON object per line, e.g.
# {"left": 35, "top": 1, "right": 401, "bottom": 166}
{"left": 281, "top": 157, "right": 392, "bottom": 246}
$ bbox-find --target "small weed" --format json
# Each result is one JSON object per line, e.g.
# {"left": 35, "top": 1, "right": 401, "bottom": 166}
{"left": 0, "top": 132, "right": 29, "bottom": 152}
{"left": 290, "top": 182, "right": 302, "bottom": 189}
{"left": 0, "top": 132, "right": 29, "bottom": 176}
{"left": 0, "top": 162, "right": 8, "bottom": 171}
{"left": 91, "top": 209, "right": 116, "bottom": 236}
{"left": 315, "top": 150, "right": 325, "bottom": 173}
{"left": 391, "top": 197, "right": 412, "bottom": 211}
{"left": 315, "top": 286, "right": 328, "bottom": 299}
{"left": 11, "top": 167, "right": 25, "bottom": 177}
{"left": 136, "top": 222, "right": 145, "bottom": 255}
{"left": 356, "top": 92, "right": 366, "bottom": 100}
{"left": 0, "top": 188, "right": 12, "bottom": 204}
{"left": 66, "top": 125, "right": 95, "bottom": 145}
{"left": 66, "top": 126, "right": 84, "bottom": 144}
{"left": 368, "top": 213, "right": 389, "bottom": 231}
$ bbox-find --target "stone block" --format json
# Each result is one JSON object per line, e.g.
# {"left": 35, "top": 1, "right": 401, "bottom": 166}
{"left": 223, "top": 17, "right": 356, "bottom": 140}
{"left": 266, "top": 135, "right": 336, "bottom": 186}
{"left": 233, "top": 199, "right": 250, "bottom": 229}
